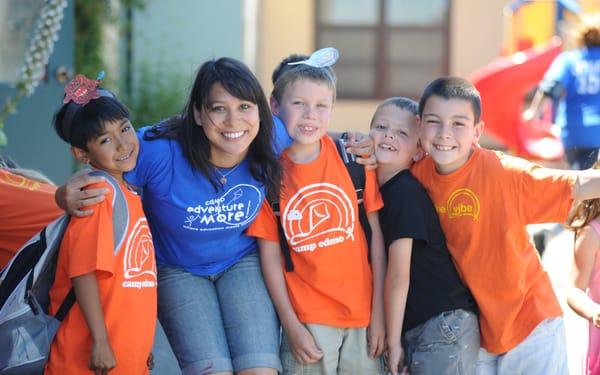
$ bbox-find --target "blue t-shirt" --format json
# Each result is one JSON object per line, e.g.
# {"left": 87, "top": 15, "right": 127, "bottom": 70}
{"left": 540, "top": 47, "right": 600, "bottom": 148}
{"left": 124, "top": 116, "right": 292, "bottom": 275}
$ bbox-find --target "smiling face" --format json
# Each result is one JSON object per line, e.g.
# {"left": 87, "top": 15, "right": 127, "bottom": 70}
{"left": 72, "top": 118, "right": 139, "bottom": 183}
{"left": 272, "top": 79, "right": 333, "bottom": 148}
{"left": 194, "top": 82, "right": 260, "bottom": 167}
{"left": 370, "top": 105, "right": 419, "bottom": 172}
{"left": 419, "top": 96, "right": 484, "bottom": 174}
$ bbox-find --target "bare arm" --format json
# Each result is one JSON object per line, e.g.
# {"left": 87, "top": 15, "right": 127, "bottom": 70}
{"left": 258, "top": 239, "right": 323, "bottom": 364}
{"left": 384, "top": 238, "right": 412, "bottom": 375}
{"left": 72, "top": 272, "right": 116, "bottom": 373}
{"left": 566, "top": 226, "right": 600, "bottom": 327}
{"left": 55, "top": 169, "right": 108, "bottom": 217}
{"left": 367, "top": 212, "right": 386, "bottom": 358}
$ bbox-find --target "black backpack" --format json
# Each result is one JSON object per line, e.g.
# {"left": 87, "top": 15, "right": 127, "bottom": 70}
{"left": 270, "top": 138, "right": 372, "bottom": 272}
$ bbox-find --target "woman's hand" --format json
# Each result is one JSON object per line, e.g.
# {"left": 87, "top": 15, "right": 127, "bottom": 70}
{"left": 55, "top": 169, "right": 108, "bottom": 216}
{"left": 286, "top": 322, "right": 323, "bottom": 364}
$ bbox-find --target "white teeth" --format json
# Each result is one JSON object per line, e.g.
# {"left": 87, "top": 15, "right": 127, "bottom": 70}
{"left": 116, "top": 150, "right": 131, "bottom": 161}
{"left": 222, "top": 131, "right": 245, "bottom": 139}
{"left": 299, "top": 125, "right": 316, "bottom": 132}
{"left": 435, "top": 145, "right": 454, "bottom": 151}
{"left": 378, "top": 143, "right": 397, "bottom": 151}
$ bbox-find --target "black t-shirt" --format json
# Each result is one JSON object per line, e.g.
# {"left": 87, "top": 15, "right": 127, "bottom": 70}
{"left": 379, "top": 170, "right": 477, "bottom": 332}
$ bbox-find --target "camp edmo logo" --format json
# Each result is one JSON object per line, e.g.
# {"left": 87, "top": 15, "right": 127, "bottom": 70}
{"left": 122, "top": 217, "right": 156, "bottom": 289}
{"left": 283, "top": 183, "right": 355, "bottom": 253}
{"left": 436, "top": 188, "right": 480, "bottom": 221}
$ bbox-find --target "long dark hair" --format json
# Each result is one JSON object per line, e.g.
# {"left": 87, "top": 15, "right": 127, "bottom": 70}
{"left": 145, "top": 57, "right": 281, "bottom": 200}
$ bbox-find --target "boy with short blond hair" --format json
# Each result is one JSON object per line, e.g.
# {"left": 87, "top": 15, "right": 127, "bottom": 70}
{"left": 411, "top": 76, "right": 600, "bottom": 374}
{"left": 248, "top": 55, "right": 386, "bottom": 374}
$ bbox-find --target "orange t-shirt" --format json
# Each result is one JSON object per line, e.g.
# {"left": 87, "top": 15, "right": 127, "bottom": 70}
{"left": 411, "top": 147, "right": 576, "bottom": 354}
{"left": 0, "top": 169, "right": 62, "bottom": 268}
{"left": 45, "top": 181, "right": 157, "bottom": 375}
{"left": 248, "top": 136, "right": 383, "bottom": 328}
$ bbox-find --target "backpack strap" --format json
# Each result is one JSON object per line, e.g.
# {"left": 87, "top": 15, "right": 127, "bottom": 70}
{"left": 269, "top": 137, "right": 373, "bottom": 272}
{"left": 335, "top": 138, "right": 372, "bottom": 260}
{"left": 53, "top": 170, "right": 130, "bottom": 321}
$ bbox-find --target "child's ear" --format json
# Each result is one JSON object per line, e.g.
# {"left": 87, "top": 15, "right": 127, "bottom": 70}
{"left": 413, "top": 139, "right": 426, "bottom": 162}
{"left": 192, "top": 103, "right": 202, "bottom": 127}
{"left": 71, "top": 146, "right": 90, "bottom": 165}
{"left": 270, "top": 96, "right": 280, "bottom": 115}
{"left": 473, "top": 120, "right": 485, "bottom": 145}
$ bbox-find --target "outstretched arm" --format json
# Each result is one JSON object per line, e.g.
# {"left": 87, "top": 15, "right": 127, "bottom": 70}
{"left": 258, "top": 239, "right": 323, "bottom": 364}
{"left": 72, "top": 272, "right": 116, "bottom": 373}
{"left": 384, "top": 238, "right": 411, "bottom": 375}
{"left": 573, "top": 169, "right": 600, "bottom": 201}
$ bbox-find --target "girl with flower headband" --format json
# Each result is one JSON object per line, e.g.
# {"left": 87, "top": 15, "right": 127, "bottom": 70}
{"left": 46, "top": 73, "right": 157, "bottom": 374}
{"left": 55, "top": 53, "right": 375, "bottom": 374}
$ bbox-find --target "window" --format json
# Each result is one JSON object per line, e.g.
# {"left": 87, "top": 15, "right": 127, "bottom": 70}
{"left": 316, "top": 0, "right": 450, "bottom": 99}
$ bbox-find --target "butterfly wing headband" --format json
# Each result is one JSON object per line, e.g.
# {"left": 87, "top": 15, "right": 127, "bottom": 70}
{"left": 287, "top": 47, "right": 339, "bottom": 68}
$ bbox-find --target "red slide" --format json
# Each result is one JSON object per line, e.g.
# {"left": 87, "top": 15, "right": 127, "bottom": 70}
{"left": 470, "top": 40, "right": 564, "bottom": 160}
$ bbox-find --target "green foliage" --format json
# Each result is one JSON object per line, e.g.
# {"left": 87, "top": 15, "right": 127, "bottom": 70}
{"left": 125, "top": 62, "right": 187, "bottom": 127}
{"left": 74, "top": 0, "right": 106, "bottom": 78}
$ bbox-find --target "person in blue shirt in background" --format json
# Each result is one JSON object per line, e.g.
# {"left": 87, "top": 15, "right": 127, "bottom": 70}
{"left": 526, "top": 13, "right": 600, "bottom": 169}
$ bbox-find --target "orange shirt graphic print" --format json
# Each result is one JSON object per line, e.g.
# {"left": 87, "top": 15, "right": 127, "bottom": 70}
{"left": 283, "top": 182, "right": 356, "bottom": 253}
{"left": 122, "top": 217, "right": 156, "bottom": 289}
{"left": 436, "top": 188, "right": 481, "bottom": 221}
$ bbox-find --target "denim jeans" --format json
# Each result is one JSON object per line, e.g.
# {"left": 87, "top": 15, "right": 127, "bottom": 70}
{"left": 156, "top": 251, "right": 281, "bottom": 374}
{"left": 476, "top": 317, "right": 568, "bottom": 375}
{"left": 403, "top": 309, "right": 479, "bottom": 375}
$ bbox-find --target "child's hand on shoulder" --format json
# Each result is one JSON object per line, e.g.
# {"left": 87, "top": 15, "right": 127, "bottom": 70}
{"left": 344, "top": 132, "right": 377, "bottom": 170}
{"left": 89, "top": 338, "right": 116, "bottom": 374}
{"left": 286, "top": 322, "right": 323, "bottom": 364}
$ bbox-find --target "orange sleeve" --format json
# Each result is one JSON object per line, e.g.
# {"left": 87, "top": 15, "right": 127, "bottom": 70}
{"left": 512, "top": 158, "right": 576, "bottom": 224}
{"left": 363, "top": 167, "right": 383, "bottom": 214}
{"left": 0, "top": 169, "right": 63, "bottom": 268}
{"left": 63, "top": 181, "right": 116, "bottom": 278}
{"left": 246, "top": 200, "right": 280, "bottom": 242}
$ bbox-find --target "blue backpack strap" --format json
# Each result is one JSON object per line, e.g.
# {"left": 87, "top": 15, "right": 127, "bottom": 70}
{"left": 55, "top": 170, "right": 130, "bottom": 321}
{"left": 88, "top": 170, "right": 130, "bottom": 255}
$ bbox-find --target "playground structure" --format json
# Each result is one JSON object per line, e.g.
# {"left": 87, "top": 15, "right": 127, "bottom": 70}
{"left": 469, "top": 0, "right": 589, "bottom": 161}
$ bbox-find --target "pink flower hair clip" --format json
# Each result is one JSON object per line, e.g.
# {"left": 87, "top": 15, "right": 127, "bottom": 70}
{"left": 63, "top": 71, "right": 105, "bottom": 106}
